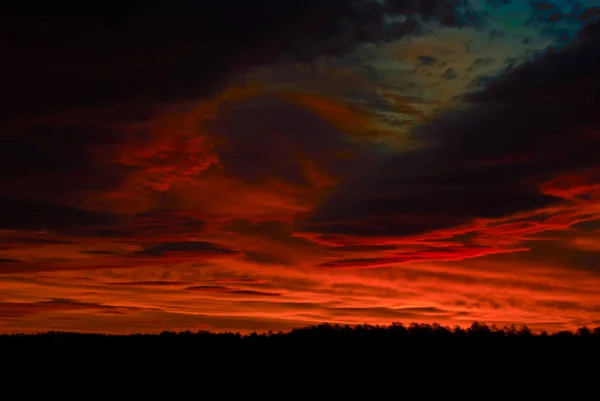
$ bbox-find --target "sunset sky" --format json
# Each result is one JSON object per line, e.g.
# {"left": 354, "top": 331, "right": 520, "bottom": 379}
{"left": 2, "top": 0, "right": 600, "bottom": 334}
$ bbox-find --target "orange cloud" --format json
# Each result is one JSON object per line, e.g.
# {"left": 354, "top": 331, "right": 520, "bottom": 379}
{"left": 3, "top": 250, "right": 600, "bottom": 334}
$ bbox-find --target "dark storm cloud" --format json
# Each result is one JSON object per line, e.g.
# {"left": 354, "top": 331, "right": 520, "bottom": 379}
{"left": 304, "top": 21, "right": 600, "bottom": 238}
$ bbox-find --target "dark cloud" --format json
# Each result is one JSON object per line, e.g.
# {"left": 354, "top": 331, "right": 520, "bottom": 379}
{"left": 95, "top": 210, "right": 207, "bottom": 240}
{"left": 243, "top": 251, "right": 296, "bottom": 266}
{"left": 487, "top": 239, "right": 600, "bottom": 275}
{"left": 0, "top": 298, "right": 117, "bottom": 318}
{"left": 442, "top": 68, "right": 458, "bottom": 80}
{"left": 386, "top": 0, "right": 478, "bottom": 27}
{"left": 136, "top": 241, "right": 239, "bottom": 257}
{"left": 205, "top": 277, "right": 267, "bottom": 285}
{"left": 228, "top": 290, "right": 281, "bottom": 297}
{"left": 0, "top": 195, "right": 118, "bottom": 231}
{"left": 0, "top": 0, "right": 484, "bottom": 221}
{"left": 105, "top": 281, "right": 191, "bottom": 287}
{"left": 535, "top": 300, "right": 600, "bottom": 313}
{"left": 0, "top": 121, "right": 131, "bottom": 201}
{"left": 0, "top": 0, "right": 411, "bottom": 210}
{"left": 305, "top": 144, "right": 559, "bottom": 237}
{"left": 572, "top": 219, "right": 600, "bottom": 232}
{"left": 580, "top": 7, "right": 600, "bottom": 22}
{"left": 0, "top": 236, "right": 73, "bottom": 246}
{"left": 225, "top": 220, "right": 303, "bottom": 242}
{"left": 82, "top": 250, "right": 120, "bottom": 256}
{"left": 0, "top": 265, "right": 39, "bottom": 275}
{"left": 329, "top": 245, "right": 400, "bottom": 252}
{"left": 0, "top": 0, "right": 488, "bottom": 131}
{"left": 0, "top": 258, "right": 24, "bottom": 264}
{"left": 209, "top": 95, "right": 380, "bottom": 185}
{"left": 304, "top": 21, "right": 600, "bottom": 240}
{"left": 471, "top": 57, "right": 496, "bottom": 68}
{"left": 418, "top": 56, "right": 438, "bottom": 65}
{"left": 1, "top": 0, "right": 446, "bottom": 121}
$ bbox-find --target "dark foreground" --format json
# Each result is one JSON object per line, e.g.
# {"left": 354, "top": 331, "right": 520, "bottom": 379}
{"left": 2, "top": 322, "right": 599, "bottom": 391}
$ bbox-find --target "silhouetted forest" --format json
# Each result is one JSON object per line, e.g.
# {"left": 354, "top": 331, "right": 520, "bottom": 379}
{"left": 2, "top": 322, "right": 599, "bottom": 389}
{"left": 3, "top": 322, "right": 600, "bottom": 359}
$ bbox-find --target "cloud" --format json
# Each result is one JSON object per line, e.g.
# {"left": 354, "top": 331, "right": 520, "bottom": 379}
{"left": 317, "top": 247, "right": 526, "bottom": 268}
{"left": 135, "top": 241, "right": 239, "bottom": 258}
{"left": 0, "top": 298, "right": 117, "bottom": 318}
{"left": 95, "top": 209, "right": 208, "bottom": 240}
{"left": 1, "top": 0, "right": 429, "bottom": 215}
{"left": 2, "top": 0, "right": 584, "bottom": 212}
{"left": 207, "top": 94, "right": 381, "bottom": 185}
{"left": 206, "top": 278, "right": 267, "bottom": 285}
{"left": 0, "top": 195, "right": 119, "bottom": 231}
{"left": 0, "top": 239, "right": 240, "bottom": 275}
{"left": 185, "top": 285, "right": 281, "bottom": 297}
{"left": 1, "top": 0, "right": 442, "bottom": 122}
{"left": 229, "top": 290, "right": 282, "bottom": 297}
{"left": 0, "top": 258, "right": 24, "bottom": 264}
{"left": 0, "top": 116, "right": 135, "bottom": 202}
{"left": 324, "top": 305, "right": 454, "bottom": 321}
{"left": 301, "top": 21, "right": 600, "bottom": 264}
{"left": 105, "top": 281, "right": 192, "bottom": 287}
{"left": 81, "top": 250, "right": 121, "bottom": 255}
{"left": 214, "top": 219, "right": 330, "bottom": 267}
{"left": 2, "top": 2, "right": 600, "bottom": 335}
{"left": 3, "top": 253, "right": 600, "bottom": 333}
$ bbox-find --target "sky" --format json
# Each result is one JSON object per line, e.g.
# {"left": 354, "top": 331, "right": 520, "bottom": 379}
{"left": 1, "top": 0, "right": 600, "bottom": 334}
